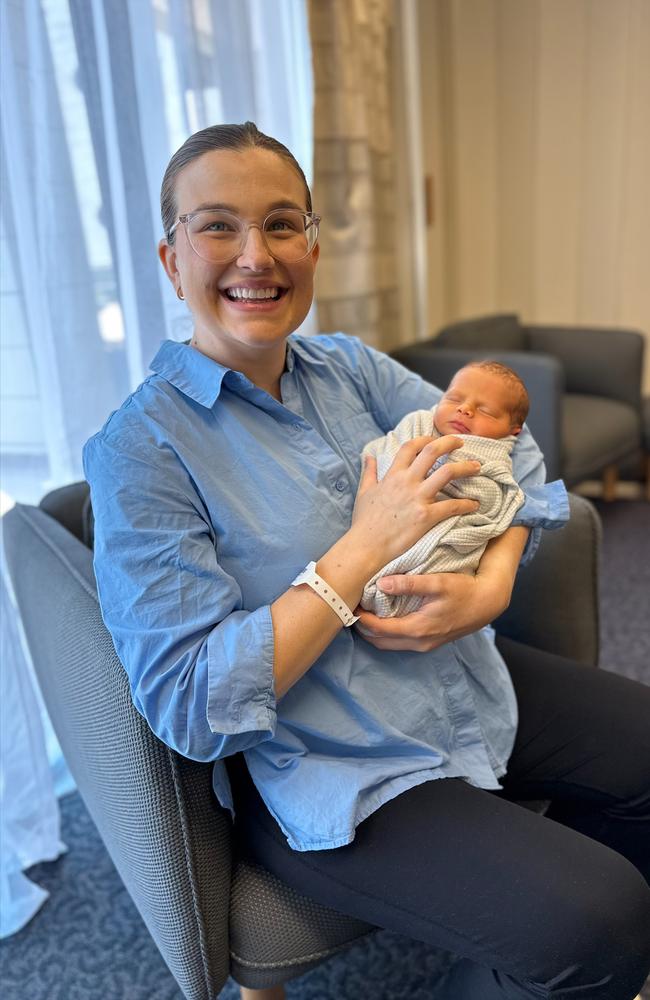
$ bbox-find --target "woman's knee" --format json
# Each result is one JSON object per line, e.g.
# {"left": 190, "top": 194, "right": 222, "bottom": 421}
{"left": 562, "top": 855, "right": 650, "bottom": 996}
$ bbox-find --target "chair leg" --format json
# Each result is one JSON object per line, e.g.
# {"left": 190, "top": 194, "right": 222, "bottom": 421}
{"left": 645, "top": 454, "right": 650, "bottom": 503}
{"left": 602, "top": 464, "right": 618, "bottom": 502}
{"left": 239, "top": 986, "right": 286, "bottom": 1000}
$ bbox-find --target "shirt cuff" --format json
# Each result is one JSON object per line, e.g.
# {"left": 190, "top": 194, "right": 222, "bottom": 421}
{"left": 512, "top": 480, "right": 570, "bottom": 565}
{"left": 206, "top": 604, "right": 277, "bottom": 753}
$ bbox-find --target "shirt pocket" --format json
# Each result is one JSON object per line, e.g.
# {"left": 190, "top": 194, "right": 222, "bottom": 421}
{"left": 328, "top": 410, "right": 386, "bottom": 476}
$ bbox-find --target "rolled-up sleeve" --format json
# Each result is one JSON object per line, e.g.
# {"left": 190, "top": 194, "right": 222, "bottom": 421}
{"left": 508, "top": 426, "right": 570, "bottom": 564}
{"left": 83, "top": 430, "right": 277, "bottom": 763}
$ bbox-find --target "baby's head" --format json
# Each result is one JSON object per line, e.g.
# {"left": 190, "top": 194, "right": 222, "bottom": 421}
{"left": 434, "top": 361, "right": 529, "bottom": 439}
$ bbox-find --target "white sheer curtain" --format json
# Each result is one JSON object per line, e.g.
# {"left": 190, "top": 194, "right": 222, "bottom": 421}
{"left": 0, "top": 0, "right": 313, "bottom": 936}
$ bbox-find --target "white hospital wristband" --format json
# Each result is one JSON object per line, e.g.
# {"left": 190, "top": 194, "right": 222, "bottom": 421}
{"left": 291, "top": 561, "right": 360, "bottom": 627}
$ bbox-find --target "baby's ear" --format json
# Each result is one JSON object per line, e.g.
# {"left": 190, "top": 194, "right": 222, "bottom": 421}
{"left": 511, "top": 425, "right": 522, "bottom": 436}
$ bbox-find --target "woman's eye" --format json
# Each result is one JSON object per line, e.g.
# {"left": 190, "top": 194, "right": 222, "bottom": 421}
{"left": 266, "top": 217, "right": 299, "bottom": 234}
{"left": 205, "top": 221, "right": 234, "bottom": 233}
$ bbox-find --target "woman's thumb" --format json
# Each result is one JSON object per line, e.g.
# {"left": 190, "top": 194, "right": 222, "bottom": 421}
{"left": 358, "top": 454, "right": 378, "bottom": 492}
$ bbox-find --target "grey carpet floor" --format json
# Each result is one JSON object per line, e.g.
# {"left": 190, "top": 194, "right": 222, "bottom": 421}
{"left": 1, "top": 500, "right": 649, "bottom": 1000}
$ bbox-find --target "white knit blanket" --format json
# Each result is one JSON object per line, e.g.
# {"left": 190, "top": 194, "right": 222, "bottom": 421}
{"left": 360, "top": 406, "right": 525, "bottom": 617}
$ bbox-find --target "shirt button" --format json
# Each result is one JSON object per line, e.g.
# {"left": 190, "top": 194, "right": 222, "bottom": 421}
{"left": 290, "top": 423, "right": 301, "bottom": 433}
{"left": 335, "top": 478, "right": 347, "bottom": 492}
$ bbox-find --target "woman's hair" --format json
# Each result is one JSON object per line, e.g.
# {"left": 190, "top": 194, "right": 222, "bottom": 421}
{"left": 160, "top": 121, "right": 312, "bottom": 242}
{"left": 465, "top": 360, "right": 530, "bottom": 427}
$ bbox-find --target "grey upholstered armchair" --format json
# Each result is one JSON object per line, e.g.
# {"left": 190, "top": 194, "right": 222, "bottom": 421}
{"left": 3, "top": 482, "right": 601, "bottom": 1000}
{"left": 390, "top": 313, "right": 646, "bottom": 497}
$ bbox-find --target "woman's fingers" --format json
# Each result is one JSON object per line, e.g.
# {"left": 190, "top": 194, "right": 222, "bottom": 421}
{"left": 387, "top": 435, "right": 481, "bottom": 489}
{"left": 426, "top": 497, "right": 480, "bottom": 521}
{"left": 385, "top": 435, "right": 446, "bottom": 473}
{"left": 422, "top": 459, "right": 481, "bottom": 499}
{"left": 405, "top": 434, "right": 462, "bottom": 478}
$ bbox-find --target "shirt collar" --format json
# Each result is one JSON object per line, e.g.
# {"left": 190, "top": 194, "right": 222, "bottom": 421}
{"left": 149, "top": 334, "right": 327, "bottom": 408}
{"left": 286, "top": 334, "right": 328, "bottom": 369}
{"left": 149, "top": 340, "right": 229, "bottom": 408}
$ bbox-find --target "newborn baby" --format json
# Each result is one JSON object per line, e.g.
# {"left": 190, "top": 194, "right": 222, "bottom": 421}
{"left": 361, "top": 360, "right": 528, "bottom": 617}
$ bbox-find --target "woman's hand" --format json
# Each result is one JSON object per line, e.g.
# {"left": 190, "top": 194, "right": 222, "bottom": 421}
{"left": 355, "top": 525, "right": 530, "bottom": 652}
{"left": 350, "top": 435, "right": 481, "bottom": 571}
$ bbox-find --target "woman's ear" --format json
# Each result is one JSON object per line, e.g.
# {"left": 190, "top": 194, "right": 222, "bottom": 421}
{"left": 158, "top": 238, "right": 182, "bottom": 297}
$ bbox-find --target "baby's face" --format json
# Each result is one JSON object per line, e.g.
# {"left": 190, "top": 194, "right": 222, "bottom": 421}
{"left": 434, "top": 368, "right": 521, "bottom": 439}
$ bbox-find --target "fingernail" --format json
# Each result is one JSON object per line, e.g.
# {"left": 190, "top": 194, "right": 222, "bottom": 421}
{"left": 378, "top": 578, "right": 394, "bottom": 592}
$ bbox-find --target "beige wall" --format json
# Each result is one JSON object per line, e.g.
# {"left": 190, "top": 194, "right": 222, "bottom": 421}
{"left": 416, "top": 0, "right": 650, "bottom": 390}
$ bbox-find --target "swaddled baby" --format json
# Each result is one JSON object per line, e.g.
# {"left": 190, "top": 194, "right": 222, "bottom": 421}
{"left": 361, "top": 360, "right": 529, "bottom": 617}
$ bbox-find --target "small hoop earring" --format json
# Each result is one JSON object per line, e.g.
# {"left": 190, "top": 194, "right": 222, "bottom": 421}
{"left": 177, "top": 288, "right": 185, "bottom": 301}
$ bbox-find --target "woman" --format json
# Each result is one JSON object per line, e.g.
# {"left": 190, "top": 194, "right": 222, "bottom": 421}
{"left": 83, "top": 123, "right": 650, "bottom": 999}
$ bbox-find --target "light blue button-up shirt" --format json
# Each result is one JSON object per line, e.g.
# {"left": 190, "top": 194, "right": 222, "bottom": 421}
{"left": 83, "top": 334, "right": 568, "bottom": 851}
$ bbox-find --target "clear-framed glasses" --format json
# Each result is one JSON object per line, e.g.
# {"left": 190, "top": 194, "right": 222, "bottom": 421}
{"left": 167, "top": 208, "right": 321, "bottom": 264}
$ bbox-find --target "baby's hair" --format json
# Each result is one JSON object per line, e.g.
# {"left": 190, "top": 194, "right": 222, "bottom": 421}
{"left": 463, "top": 360, "right": 530, "bottom": 427}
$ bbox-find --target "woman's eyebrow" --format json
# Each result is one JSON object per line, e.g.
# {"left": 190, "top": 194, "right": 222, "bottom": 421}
{"left": 191, "top": 199, "right": 305, "bottom": 213}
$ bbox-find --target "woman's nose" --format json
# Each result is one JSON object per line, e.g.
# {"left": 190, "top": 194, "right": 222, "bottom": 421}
{"left": 237, "top": 225, "right": 274, "bottom": 269}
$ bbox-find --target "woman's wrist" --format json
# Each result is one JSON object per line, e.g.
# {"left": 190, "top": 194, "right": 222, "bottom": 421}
{"left": 315, "top": 528, "right": 383, "bottom": 609}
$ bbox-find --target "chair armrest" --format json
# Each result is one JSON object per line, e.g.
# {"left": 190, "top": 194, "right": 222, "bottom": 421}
{"left": 495, "top": 494, "right": 601, "bottom": 666}
{"left": 389, "top": 345, "right": 564, "bottom": 481}
{"left": 526, "top": 324, "right": 645, "bottom": 409}
{"left": 3, "top": 504, "right": 232, "bottom": 1000}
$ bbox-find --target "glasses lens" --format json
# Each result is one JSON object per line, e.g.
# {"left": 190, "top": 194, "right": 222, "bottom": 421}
{"left": 187, "top": 210, "right": 244, "bottom": 262}
{"left": 263, "top": 210, "right": 318, "bottom": 262}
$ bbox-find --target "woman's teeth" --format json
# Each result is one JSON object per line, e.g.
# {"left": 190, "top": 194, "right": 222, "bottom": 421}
{"left": 226, "top": 287, "right": 280, "bottom": 300}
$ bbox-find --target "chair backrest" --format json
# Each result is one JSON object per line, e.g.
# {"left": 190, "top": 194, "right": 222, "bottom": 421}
{"left": 526, "top": 324, "right": 645, "bottom": 409}
{"left": 435, "top": 314, "right": 527, "bottom": 351}
{"left": 3, "top": 503, "right": 231, "bottom": 1000}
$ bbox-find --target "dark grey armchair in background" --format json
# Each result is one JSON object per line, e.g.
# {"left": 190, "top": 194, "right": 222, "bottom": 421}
{"left": 3, "top": 482, "right": 601, "bottom": 1000}
{"left": 391, "top": 313, "right": 647, "bottom": 498}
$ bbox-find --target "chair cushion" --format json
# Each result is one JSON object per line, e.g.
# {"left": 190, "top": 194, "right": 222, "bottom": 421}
{"left": 229, "top": 861, "right": 374, "bottom": 988}
{"left": 562, "top": 395, "right": 642, "bottom": 484}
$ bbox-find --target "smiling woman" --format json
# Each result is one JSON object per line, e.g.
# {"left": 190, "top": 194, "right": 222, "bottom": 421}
{"left": 157, "top": 128, "right": 320, "bottom": 397}
{"left": 82, "top": 122, "right": 650, "bottom": 1000}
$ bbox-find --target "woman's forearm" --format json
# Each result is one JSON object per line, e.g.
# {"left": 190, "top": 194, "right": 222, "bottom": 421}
{"left": 270, "top": 530, "right": 379, "bottom": 699}
{"left": 476, "top": 525, "right": 530, "bottom": 606}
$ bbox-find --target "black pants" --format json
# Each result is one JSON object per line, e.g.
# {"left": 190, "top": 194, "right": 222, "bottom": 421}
{"left": 233, "top": 638, "right": 650, "bottom": 999}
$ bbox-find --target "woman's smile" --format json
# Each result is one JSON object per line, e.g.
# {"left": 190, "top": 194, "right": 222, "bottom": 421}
{"left": 220, "top": 280, "right": 289, "bottom": 310}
